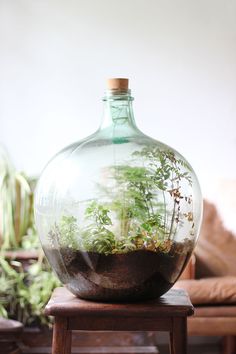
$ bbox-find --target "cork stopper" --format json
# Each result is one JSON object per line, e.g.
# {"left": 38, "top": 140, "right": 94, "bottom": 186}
{"left": 107, "top": 78, "right": 129, "bottom": 92}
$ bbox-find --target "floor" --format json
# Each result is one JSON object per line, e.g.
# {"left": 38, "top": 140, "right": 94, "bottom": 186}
{"left": 20, "top": 344, "right": 222, "bottom": 354}
{"left": 156, "top": 334, "right": 221, "bottom": 354}
{"left": 159, "top": 343, "right": 220, "bottom": 354}
{"left": 19, "top": 331, "right": 223, "bottom": 354}
{"left": 21, "top": 343, "right": 221, "bottom": 354}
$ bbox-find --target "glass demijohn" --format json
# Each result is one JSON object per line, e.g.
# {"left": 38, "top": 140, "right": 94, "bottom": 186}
{"left": 34, "top": 78, "right": 202, "bottom": 301}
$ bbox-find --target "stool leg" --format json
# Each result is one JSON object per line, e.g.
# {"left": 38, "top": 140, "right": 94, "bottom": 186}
{"left": 52, "top": 316, "right": 71, "bottom": 354}
{"left": 65, "top": 330, "right": 72, "bottom": 354}
{"left": 222, "top": 336, "right": 236, "bottom": 354}
{"left": 169, "top": 317, "right": 187, "bottom": 354}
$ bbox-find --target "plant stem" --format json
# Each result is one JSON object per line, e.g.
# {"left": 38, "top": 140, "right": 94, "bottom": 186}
{"left": 169, "top": 199, "right": 177, "bottom": 240}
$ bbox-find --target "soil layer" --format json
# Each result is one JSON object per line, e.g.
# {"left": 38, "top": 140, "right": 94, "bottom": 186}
{"left": 44, "top": 241, "right": 193, "bottom": 301}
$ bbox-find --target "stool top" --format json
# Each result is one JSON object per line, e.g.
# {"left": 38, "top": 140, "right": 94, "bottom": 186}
{"left": 0, "top": 318, "right": 23, "bottom": 333}
{"left": 45, "top": 287, "right": 194, "bottom": 318}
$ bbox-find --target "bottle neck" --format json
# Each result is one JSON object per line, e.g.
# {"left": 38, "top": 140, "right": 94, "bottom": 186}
{"left": 99, "top": 90, "right": 139, "bottom": 138}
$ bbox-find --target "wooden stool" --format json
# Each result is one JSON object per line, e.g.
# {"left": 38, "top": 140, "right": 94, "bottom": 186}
{"left": 0, "top": 318, "right": 23, "bottom": 354}
{"left": 45, "top": 287, "right": 194, "bottom": 354}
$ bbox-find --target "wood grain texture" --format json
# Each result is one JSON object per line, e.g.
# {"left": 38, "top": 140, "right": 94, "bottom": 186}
{"left": 47, "top": 287, "right": 193, "bottom": 354}
{"left": 45, "top": 287, "right": 194, "bottom": 318}
{"left": 169, "top": 317, "right": 187, "bottom": 354}
{"left": 68, "top": 317, "right": 172, "bottom": 331}
{"left": 52, "top": 317, "right": 71, "bottom": 354}
{"left": 222, "top": 336, "right": 236, "bottom": 354}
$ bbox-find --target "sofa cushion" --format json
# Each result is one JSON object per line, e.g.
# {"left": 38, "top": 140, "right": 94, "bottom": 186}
{"left": 195, "top": 200, "right": 236, "bottom": 278}
{"left": 188, "top": 317, "right": 236, "bottom": 335}
{"left": 194, "top": 306, "right": 236, "bottom": 317}
{"left": 175, "top": 276, "right": 236, "bottom": 305}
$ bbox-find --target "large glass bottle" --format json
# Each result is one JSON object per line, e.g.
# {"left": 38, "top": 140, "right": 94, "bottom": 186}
{"left": 34, "top": 78, "right": 202, "bottom": 301}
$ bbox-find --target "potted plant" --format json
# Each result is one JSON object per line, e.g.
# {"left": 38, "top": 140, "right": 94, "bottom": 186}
{"left": 0, "top": 147, "right": 60, "bottom": 350}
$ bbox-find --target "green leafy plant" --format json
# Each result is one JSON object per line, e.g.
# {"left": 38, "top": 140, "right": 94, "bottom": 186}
{"left": 0, "top": 253, "right": 60, "bottom": 326}
{"left": 48, "top": 216, "right": 78, "bottom": 250}
{"left": 0, "top": 147, "right": 38, "bottom": 249}
{"left": 0, "top": 146, "right": 60, "bottom": 326}
{"left": 48, "top": 147, "right": 194, "bottom": 255}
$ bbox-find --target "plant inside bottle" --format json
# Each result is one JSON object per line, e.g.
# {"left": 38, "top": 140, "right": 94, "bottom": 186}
{"left": 48, "top": 147, "right": 194, "bottom": 250}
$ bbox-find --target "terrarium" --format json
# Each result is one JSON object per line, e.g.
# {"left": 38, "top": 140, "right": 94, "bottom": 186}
{"left": 34, "top": 78, "right": 202, "bottom": 301}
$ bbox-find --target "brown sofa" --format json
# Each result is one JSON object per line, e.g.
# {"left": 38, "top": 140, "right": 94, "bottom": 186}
{"left": 175, "top": 200, "right": 236, "bottom": 354}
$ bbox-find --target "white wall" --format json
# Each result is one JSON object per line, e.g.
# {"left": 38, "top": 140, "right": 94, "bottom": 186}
{"left": 1, "top": 0, "right": 236, "bottom": 200}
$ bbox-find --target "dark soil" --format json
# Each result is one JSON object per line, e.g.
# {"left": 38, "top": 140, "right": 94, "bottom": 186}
{"left": 44, "top": 240, "right": 193, "bottom": 301}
